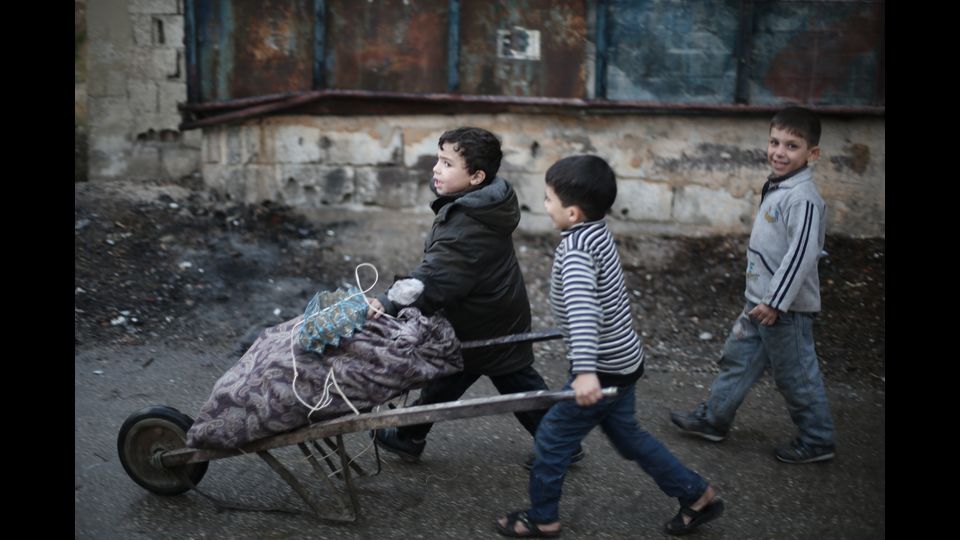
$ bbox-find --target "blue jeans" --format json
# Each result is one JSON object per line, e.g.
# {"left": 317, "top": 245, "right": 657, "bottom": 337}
{"left": 704, "top": 301, "right": 835, "bottom": 447}
{"left": 527, "top": 381, "right": 707, "bottom": 524}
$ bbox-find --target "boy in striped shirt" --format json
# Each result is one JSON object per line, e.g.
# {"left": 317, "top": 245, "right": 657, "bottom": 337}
{"left": 496, "top": 155, "right": 723, "bottom": 538}
{"left": 670, "top": 106, "right": 836, "bottom": 465}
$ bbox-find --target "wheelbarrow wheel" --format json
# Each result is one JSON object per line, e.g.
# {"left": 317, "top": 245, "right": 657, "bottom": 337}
{"left": 117, "top": 405, "right": 208, "bottom": 496}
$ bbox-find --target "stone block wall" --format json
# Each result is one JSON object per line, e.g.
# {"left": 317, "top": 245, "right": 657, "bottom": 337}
{"left": 86, "top": 0, "right": 200, "bottom": 182}
{"left": 201, "top": 114, "right": 885, "bottom": 237}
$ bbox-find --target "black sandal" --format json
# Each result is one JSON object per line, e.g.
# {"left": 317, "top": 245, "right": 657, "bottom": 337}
{"left": 664, "top": 498, "right": 725, "bottom": 536}
{"left": 495, "top": 510, "right": 562, "bottom": 538}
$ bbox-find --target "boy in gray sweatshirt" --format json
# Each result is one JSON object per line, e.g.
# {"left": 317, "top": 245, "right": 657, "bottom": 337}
{"left": 670, "top": 107, "right": 836, "bottom": 464}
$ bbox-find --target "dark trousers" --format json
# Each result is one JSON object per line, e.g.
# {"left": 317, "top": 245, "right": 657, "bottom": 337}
{"left": 397, "top": 364, "right": 550, "bottom": 440}
{"left": 529, "top": 381, "right": 707, "bottom": 523}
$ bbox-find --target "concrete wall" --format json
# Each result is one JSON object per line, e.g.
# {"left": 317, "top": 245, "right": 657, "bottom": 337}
{"left": 201, "top": 114, "right": 885, "bottom": 237}
{"left": 85, "top": 2, "right": 884, "bottom": 237}
{"left": 86, "top": 0, "right": 200, "bottom": 182}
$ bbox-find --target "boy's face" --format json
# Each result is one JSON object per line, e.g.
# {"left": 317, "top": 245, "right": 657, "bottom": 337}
{"left": 768, "top": 127, "right": 820, "bottom": 177}
{"left": 543, "top": 184, "right": 582, "bottom": 230}
{"left": 433, "top": 142, "right": 484, "bottom": 195}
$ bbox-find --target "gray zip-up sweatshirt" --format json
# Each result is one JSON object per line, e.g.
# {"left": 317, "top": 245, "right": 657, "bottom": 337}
{"left": 745, "top": 166, "right": 825, "bottom": 313}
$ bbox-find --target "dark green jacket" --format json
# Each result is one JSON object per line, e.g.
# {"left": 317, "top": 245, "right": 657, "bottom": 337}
{"left": 377, "top": 177, "right": 534, "bottom": 376}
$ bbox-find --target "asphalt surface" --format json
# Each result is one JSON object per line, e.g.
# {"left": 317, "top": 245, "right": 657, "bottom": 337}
{"left": 75, "top": 182, "right": 884, "bottom": 539}
{"left": 76, "top": 339, "right": 884, "bottom": 539}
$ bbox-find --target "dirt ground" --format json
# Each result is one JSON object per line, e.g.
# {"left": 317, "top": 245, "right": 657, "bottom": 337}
{"left": 74, "top": 178, "right": 884, "bottom": 389}
{"left": 75, "top": 178, "right": 885, "bottom": 539}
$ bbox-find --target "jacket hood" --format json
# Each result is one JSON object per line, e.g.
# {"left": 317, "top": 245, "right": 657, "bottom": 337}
{"left": 432, "top": 177, "right": 521, "bottom": 234}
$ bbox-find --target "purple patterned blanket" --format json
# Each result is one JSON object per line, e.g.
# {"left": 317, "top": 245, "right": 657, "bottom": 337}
{"left": 186, "top": 308, "right": 462, "bottom": 450}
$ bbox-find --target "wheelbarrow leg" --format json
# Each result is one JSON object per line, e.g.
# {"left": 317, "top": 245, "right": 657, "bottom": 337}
{"left": 334, "top": 434, "right": 362, "bottom": 517}
{"left": 258, "top": 449, "right": 357, "bottom": 523}
{"left": 297, "top": 443, "right": 355, "bottom": 518}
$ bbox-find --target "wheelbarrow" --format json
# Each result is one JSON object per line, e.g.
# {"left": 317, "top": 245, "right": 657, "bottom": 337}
{"left": 117, "top": 328, "right": 618, "bottom": 522}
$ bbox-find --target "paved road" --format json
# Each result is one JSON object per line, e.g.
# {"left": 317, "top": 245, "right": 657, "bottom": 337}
{"left": 75, "top": 185, "right": 884, "bottom": 538}
{"left": 76, "top": 337, "right": 883, "bottom": 539}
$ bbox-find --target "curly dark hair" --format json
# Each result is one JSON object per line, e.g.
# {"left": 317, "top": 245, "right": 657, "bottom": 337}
{"left": 438, "top": 127, "right": 503, "bottom": 186}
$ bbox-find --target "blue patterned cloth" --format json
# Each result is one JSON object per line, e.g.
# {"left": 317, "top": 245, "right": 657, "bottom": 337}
{"left": 298, "top": 286, "right": 368, "bottom": 354}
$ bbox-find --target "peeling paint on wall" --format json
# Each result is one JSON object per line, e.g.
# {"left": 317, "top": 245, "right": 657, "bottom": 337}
{"left": 201, "top": 114, "right": 884, "bottom": 238}
{"left": 829, "top": 143, "right": 871, "bottom": 175}
{"left": 655, "top": 143, "right": 767, "bottom": 173}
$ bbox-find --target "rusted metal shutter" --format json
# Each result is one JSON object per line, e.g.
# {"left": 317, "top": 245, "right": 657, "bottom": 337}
{"left": 182, "top": 0, "right": 883, "bottom": 128}
{"left": 458, "top": 1, "right": 588, "bottom": 98}
{"left": 190, "top": 0, "right": 315, "bottom": 102}
{"left": 324, "top": 0, "right": 450, "bottom": 93}
{"left": 603, "top": 1, "right": 741, "bottom": 103}
{"left": 747, "top": 0, "right": 884, "bottom": 106}
{"left": 600, "top": 0, "right": 883, "bottom": 107}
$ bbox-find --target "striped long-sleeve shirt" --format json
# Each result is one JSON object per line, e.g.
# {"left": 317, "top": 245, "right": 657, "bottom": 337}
{"left": 549, "top": 220, "right": 644, "bottom": 378}
{"left": 745, "top": 166, "right": 825, "bottom": 313}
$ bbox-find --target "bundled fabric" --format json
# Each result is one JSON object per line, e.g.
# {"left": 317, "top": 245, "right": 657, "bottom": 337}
{"left": 186, "top": 307, "right": 463, "bottom": 450}
{"left": 298, "top": 286, "right": 368, "bottom": 355}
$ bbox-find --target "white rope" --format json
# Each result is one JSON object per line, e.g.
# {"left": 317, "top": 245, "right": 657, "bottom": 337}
{"left": 289, "top": 263, "right": 393, "bottom": 418}
{"left": 322, "top": 437, "right": 377, "bottom": 478}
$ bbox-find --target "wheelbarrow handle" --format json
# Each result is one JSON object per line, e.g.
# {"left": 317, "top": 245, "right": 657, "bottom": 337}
{"left": 461, "top": 328, "right": 563, "bottom": 349}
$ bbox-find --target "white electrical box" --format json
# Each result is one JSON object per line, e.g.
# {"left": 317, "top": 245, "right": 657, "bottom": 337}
{"left": 497, "top": 27, "right": 541, "bottom": 61}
